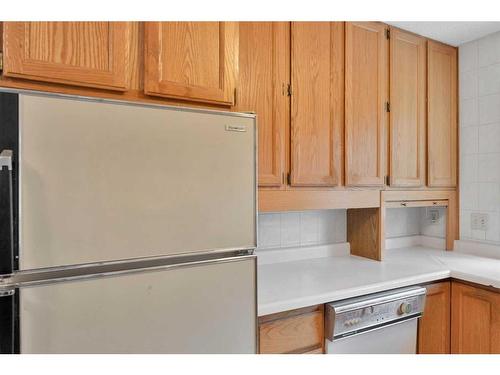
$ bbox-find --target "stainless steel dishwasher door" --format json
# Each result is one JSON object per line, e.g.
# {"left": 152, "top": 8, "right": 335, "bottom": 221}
{"left": 325, "top": 318, "right": 418, "bottom": 354}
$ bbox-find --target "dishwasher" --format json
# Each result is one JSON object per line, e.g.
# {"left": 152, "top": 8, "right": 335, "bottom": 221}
{"left": 325, "top": 286, "right": 426, "bottom": 354}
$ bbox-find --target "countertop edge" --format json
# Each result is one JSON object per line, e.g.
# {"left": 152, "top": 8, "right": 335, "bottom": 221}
{"left": 257, "top": 270, "right": 451, "bottom": 316}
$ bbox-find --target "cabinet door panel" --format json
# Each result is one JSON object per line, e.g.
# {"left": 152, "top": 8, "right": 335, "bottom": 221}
{"left": 144, "top": 22, "right": 238, "bottom": 105}
{"left": 418, "top": 282, "right": 450, "bottom": 354}
{"left": 427, "top": 41, "right": 457, "bottom": 187}
{"left": 235, "top": 22, "right": 289, "bottom": 187}
{"left": 345, "top": 22, "right": 388, "bottom": 186}
{"left": 290, "top": 22, "right": 344, "bottom": 187}
{"left": 3, "top": 22, "right": 130, "bottom": 90}
{"left": 451, "top": 282, "right": 500, "bottom": 354}
{"left": 389, "top": 29, "right": 426, "bottom": 187}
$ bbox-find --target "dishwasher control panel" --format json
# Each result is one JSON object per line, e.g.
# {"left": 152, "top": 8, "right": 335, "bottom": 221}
{"left": 325, "top": 286, "right": 426, "bottom": 340}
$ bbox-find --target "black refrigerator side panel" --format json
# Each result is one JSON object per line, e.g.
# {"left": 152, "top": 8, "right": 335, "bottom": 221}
{"left": 0, "top": 292, "right": 18, "bottom": 354}
{"left": 0, "top": 92, "right": 19, "bottom": 274}
{"left": 0, "top": 92, "right": 19, "bottom": 354}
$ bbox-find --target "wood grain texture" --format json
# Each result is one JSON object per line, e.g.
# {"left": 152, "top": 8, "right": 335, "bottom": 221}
{"left": 258, "top": 189, "right": 380, "bottom": 212}
{"left": 290, "top": 22, "right": 344, "bottom": 187}
{"left": 259, "top": 305, "right": 324, "bottom": 354}
{"left": 345, "top": 22, "right": 388, "bottom": 187}
{"left": 347, "top": 207, "right": 382, "bottom": 261}
{"left": 389, "top": 28, "right": 426, "bottom": 187}
{"left": 3, "top": 22, "right": 130, "bottom": 91}
{"left": 235, "top": 22, "right": 289, "bottom": 187}
{"left": 427, "top": 41, "right": 458, "bottom": 187}
{"left": 418, "top": 282, "right": 451, "bottom": 354}
{"left": 451, "top": 281, "right": 500, "bottom": 354}
{"left": 144, "top": 22, "right": 238, "bottom": 105}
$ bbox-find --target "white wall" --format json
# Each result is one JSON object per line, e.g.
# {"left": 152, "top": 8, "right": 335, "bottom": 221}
{"left": 459, "top": 31, "right": 500, "bottom": 244}
{"left": 385, "top": 207, "right": 446, "bottom": 239}
{"left": 258, "top": 210, "right": 346, "bottom": 249}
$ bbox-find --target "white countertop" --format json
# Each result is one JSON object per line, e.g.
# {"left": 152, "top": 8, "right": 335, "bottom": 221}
{"left": 257, "top": 246, "right": 500, "bottom": 316}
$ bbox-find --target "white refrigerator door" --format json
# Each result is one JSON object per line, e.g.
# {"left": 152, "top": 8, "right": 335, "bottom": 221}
{"left": 19, "top": 94, "right": 256, "bottom": 270}
{"left": 19, "top": 256, "right": 256, "bottom": 353}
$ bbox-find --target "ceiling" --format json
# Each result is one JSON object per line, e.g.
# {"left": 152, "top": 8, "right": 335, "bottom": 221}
{"left": 386, "top": 22, "right": 500, "bottom": 46}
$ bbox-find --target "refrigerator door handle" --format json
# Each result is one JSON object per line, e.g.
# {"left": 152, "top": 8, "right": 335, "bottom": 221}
{"left": 0, "top": 149, "right": 15, "bottom": 274}
{"left": 0, "top": 289, "right": 15, "bottom": 297}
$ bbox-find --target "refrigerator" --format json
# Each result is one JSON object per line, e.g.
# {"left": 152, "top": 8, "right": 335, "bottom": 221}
{"left": 0, "top": 91, "right": 257, "bottom": 353}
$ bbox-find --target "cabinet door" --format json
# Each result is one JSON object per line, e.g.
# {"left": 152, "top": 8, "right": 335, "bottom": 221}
{"left": 144, "top": 22, "right": 238, "bottom": 105}
{"left": 418, "top": 282, "right": 450, "bottom": 354}
{"left": 451, "top": 282, "right": 500, "bottom": 354}
{"left": 290, "top": 22, "right": 344, "bottom": 187}
{"left": 427, "top": 41, "right": 457, "bottom": 187}
{"left": 345, "top": 22, "right": 388, "bottom": 186}
{"left": 389, "top": 29, "right": 426, "bottom": 187}
{"left": 235, "top": 22, "right": 289, "bottom": 187}
{"left": 3, "top": 22, "right": 130, "bottom": 91}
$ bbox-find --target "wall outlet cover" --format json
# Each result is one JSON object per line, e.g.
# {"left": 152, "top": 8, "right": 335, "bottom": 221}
{"left": 471, "top": 212, "right": 489, "bottom": 231}
{"left": 429, "top": 209, "right": 440, "bottom": 224}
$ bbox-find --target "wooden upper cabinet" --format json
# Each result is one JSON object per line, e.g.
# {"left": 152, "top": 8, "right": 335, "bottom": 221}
{"left": 451, "top": 282, "right": 500, "bottom": 354}
{"left": 2, "top": 22, "right": 130, "bottom": 91}
{"left": 345, "top": 22, "right": 388, "bottom": 187}
{"left": 144, "top": 22, "right": 238, "bottom": 105}
{"left": 418, "top": 282, "right": 451, "bottom": 354}
{"left": 427, "top": 41, "right": 458, "bottom": 187}
{"left": 290, "top": 22, "right": 344, "bottom": 187}
{"left": 235, "top": 22, "right": 289, "bottom": 187}
{"left": 389, "top": 28, "right": 427, "bottom": 187}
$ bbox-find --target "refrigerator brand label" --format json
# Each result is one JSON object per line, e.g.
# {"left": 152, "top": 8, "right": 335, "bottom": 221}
{"left": 225, "top": 125, "right": 247, "bottom": 132}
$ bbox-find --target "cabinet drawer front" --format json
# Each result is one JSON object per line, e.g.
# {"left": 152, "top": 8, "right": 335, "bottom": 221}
{"left": 259, "top": 310, "right": 323, "bottom": 354}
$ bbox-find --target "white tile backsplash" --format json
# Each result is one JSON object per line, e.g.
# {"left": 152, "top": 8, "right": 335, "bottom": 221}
{"left": 460, "top": 154, "right": 478, "bottom": 183}
{"left": 460, "top": 182, "right": 478, "bottom": 210}
{"left": 478, "top": 64, "right": 500, "bottom": 96}
{"left": 478, "top": 31, "right": 500, "bottom": 67}
{"left": 478, "top": 183, "right": 500, "bottom": 212}
{"left": 280, "top": 212, "right": 300, "bottom": 247}
{"left": 460, "top": 98, "right": 478, "bottom": 127}
{"left": 459, "top": 31, "right": 500, "bottom": 246}
{"left": 258, "top": 210, "right": 347, "bottom": 250}
{"left": 479, "top": 94, "right": 500, "bottom": 124}
{"left": 459, "top": 70, "right": 478, "bottom": 100}
{"left": 477, "top": 153, "right": 500, "bottom": 182}
{"left": 385, "top": 207, "right": 445, "bottom": 239}
{"left": 460, "top": 126, "right": 478, "bottom": 155}
{"left": 478, "top": 123, "right": 500, "bottom": 153}
{"left": 459, "top": 40, "right": 478, "bottom": 73}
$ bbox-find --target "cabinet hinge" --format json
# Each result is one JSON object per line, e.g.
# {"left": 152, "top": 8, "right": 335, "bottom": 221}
{"left": 287, "top": 173, "right": 291, "bottom": 185}
{"left": 386, "top": 102, "right": 391, "bottom": 113}
{"left": 385, "top": 28, "right": 390, "bottom": 40}
{"left": 283, "top": 83, "right": 292, "bottom": 97}
{"left": 233, "top": 88, "right": 237, "bottom": 105}
{"left": 0, "top": 51, "right": 3, "bottom": 72}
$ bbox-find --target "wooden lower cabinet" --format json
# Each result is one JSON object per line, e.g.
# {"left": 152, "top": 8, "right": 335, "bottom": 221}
{"left": 451, "top": 281, "right": 500, "bottom": 354}
{"left": 259, "top": 305, "right": 324, "bottom": 354}
{"left": 417, "top": 281, "right": 451, "bottom": 354}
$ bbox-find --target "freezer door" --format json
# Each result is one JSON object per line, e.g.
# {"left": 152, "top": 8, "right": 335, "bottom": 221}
{"left": 19, "top": 256, "right": 257, "bottom": 353}
{"left": 18, "top": 94, "right": 256, "bottom": 270}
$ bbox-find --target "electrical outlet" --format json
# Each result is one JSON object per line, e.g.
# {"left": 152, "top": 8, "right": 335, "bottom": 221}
{"left": 429, "top": 209, "right": 440, "bottom": 224}
{"left": 471, "top": 213, "right": 489, "bottom": 231}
